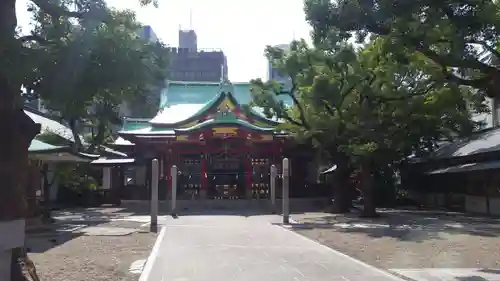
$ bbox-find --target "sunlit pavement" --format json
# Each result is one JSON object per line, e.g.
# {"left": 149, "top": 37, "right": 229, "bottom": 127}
{"left": 143, "top": 214, "right": 405, "bottom": 281}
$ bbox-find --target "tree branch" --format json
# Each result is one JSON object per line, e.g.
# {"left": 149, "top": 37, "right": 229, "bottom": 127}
{"left": 376, "top": 81, "right": 438, "bottom": 101}
{"left": 441, "top": 68, "right": 490, "bottom": 88}
{"left": 359, "top": 15, "right": 497, "bottom": 73}
{"left": 321, "top": 101, "right": 336, "bottom": 116}
{"left": 279, "top": 112, "right": 304, "bottom": 128}
{"left": 31, "top": 0, "right": 109, "bottom": 21}
{"left": 68, "top": 118, "right": 83, "bottom": 152}
{"left": 31, "top": 0, "right": 84, "bottom": 18}
{"left": 88, "top": 120, "right": 106, "bottom": 152}
{"left": 281, "top": 81, "right": 311, "bottom": 129}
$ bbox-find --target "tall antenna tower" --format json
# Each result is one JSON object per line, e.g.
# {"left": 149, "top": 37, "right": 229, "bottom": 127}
{"left": 189, "top": 8, "right": 193, "bottom": 30}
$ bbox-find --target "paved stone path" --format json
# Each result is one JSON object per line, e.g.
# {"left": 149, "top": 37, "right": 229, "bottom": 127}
{"left": 145, "top": 214, "right": 405, "bottom": 281}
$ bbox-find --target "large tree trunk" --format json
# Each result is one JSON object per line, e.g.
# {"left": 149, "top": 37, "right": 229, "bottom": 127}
{"left": 41, "top": 164, "right": 55, "bottom": 223}
{"left": 329, "top": 153, "right": 352, "bottom": 213}
{"left": 0, "top": 92, "right": 42, "bottom": 281}
{"left": 1, "top": 1, "right": 43, "bottom": 280}
{"left": 26, "top": 162, "right": 41, "bottom": 225}
{"left": 359, "top": 163, "right": 377, "bottom": 218}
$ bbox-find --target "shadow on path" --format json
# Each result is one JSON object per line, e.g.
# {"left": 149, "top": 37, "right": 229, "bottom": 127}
{"left": 289, "top": 209, "right": 500, "bottom": 243}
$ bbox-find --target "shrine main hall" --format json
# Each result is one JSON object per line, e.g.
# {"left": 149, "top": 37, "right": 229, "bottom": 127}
{"left": 109, "top": 80, "right": 324, "bottom": 201}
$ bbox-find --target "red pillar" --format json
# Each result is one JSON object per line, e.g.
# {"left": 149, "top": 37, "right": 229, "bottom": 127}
{"left": 201, "top": 154, "right": 207, "bottom": 189}
{"left": 199, "top": 137, "right": 208, "bottom": 199}
{"left": 245, "top": 153, "right": 253, "bottom": 198}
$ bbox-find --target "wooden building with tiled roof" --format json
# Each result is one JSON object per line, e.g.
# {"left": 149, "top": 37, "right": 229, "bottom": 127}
{"left": 112, "top": 79, "right": 324, "bottom": 201}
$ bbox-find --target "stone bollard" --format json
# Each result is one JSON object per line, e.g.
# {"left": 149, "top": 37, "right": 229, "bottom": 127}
{"left": 150, "top": 159, "right": 159, "bottom": 232}
{"left": 171, "top": 165, "right": 178, "bottom": 215}
{"left": 270, "top": 165, "right": 277, "bottom": 213}
{"left": 282, "top": 158, "right": 290, "bottom": 224}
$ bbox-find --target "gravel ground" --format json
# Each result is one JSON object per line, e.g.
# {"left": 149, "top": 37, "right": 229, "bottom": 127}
{"left": 290, "top": 211, "right": 500, "bottom": 269}
{"left": 27, "top": 221, "right": 157, "bottom": 281}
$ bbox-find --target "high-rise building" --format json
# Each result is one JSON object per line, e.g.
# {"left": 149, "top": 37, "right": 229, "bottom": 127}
{"left": 137, "top": 25, "right": 158, "bottom": 42}
{"left": 178, "top": 30, "right": 197, "bottom": 51}
{"left": 119, "top": 25, "right": 161, "bottom": 118}
{"left": 268, "top": 44, "right": 291, "bottom": 83}
{"left": 167, "top": 29, "right": 228, "bottom": 82}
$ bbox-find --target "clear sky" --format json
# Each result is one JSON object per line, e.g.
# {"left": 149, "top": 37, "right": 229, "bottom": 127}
{"left": 16, "top": 0, "right": 313, "bottom": 82}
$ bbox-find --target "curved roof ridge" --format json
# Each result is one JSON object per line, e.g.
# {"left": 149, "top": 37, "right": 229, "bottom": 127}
{"left": 123, "top": 117, "right": 151, "bottom": 122}
{"left": 150, "top": 89, "right": 224, "bottom": 125}
{"left": 174, "top": 118, "right": 274, "bottom": 133}
{"left": 167, "top": 80, "right": 221, "bottom": 85}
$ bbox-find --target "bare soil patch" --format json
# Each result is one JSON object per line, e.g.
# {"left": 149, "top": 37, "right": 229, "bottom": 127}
{"left": 290, "top": 211, "right": 500, "bottom": 269}
{"left": 28, "top": 231, "right": 156, "bottom": 281}
{"left": 26, "top": 208, "right": 158, "bottom": 281}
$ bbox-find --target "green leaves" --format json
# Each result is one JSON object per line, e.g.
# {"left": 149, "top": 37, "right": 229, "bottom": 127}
{"left": 305, "top": 0, "right": 500, "bottom": 97}
{"left": 251, "top": 32, "right": 483, "bottom": 171}
{"left": 21, "top": 0, "right": 169, "bottom": 148}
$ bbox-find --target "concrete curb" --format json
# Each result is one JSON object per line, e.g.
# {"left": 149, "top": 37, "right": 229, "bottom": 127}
{"left": 138, "top": 226, "right": 167, "bottom": 281}
{"left": 387, "top": 270, "right": 419, "bottom": 281}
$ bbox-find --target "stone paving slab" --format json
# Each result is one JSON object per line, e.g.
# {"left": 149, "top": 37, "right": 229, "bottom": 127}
{"left": 390, "top": 268, "right": 500, "bottom": 281}
{"left": 76, "top": 226, "right": 138, "bottom": 236}
{"left": 146, "top": 214, "right": 405, "bottom": 281}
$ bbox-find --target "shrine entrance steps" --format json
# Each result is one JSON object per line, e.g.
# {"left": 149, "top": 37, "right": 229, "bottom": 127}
{"left": 120, "top": 198, "right": 327, "bottom": 215}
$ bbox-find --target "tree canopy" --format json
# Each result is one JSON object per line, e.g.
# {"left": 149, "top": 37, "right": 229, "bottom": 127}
{"left": 251, "top": 38, "right": 486, "bottom": 215}
{"left": 22, "top": 1, "right": 168, "bottom": 150}
{"left": 304, "top": 0, "right": 500, "bottom": 97}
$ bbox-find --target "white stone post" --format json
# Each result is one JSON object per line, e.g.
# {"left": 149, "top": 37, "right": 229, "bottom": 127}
{"left": 0, "top": 220, "right": 25, "bottom": 280}
{"left": 171, "top": 165, "right": 178, "bottom": 215}
{"left": 282, "top": 158, "right": 290, "bottom": 224}
{"left": 270, "top": 165, "right": 277, "bottom": 211}
{"left": 150, "top": 159, "right": 159, "bottom": 232}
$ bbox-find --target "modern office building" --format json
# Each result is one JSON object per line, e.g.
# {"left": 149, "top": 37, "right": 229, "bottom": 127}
{"left": 178, "top": 30, "right": 197, "bottom": 51}
{"left": 137, "top": 25, "right": 158, "bottom": 42}
{"left": 119, "top": 25, "right": 162, "bottom": 119}
{"left": 168, "top": 29, "right": 228, "bottom": 82}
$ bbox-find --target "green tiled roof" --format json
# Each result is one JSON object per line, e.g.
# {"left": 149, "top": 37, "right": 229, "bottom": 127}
{"left": 29, "top": 139, "right": 68, "bottom": 153}
{"left": 174, "top": 111, "right": 274, "bottom": 133}
{"left": 149, "top": 104, "right": 206, "bottom": 125}
{"left": 28, "top": 139, "right": 99, "bottom": 162}
{"left": 120, "top": 80, "right": 289, "bottom": 136}
{"left": 121, "top": 118, "right": 151, "bottom": 131}
{"left": 160, "top": 81, "right": 221, "bottom": 107}
{"left": 160, "top": 81, "right": 292, "bottom": 108}
{"left": 25, "top": 108, "right": 75, "bottom": 142}
{"left": 24, "top": 106, "right": 89, "bottom": 145}
{"left": 175, "top": 119, "right": 275, "bottom": 133}
{"left": 120, "top": 126, "right": 175, "bottom": 135}
{"left": 113, "top": 137, "right": 135, "bottom": 146}
{"left": 151, "top": 81, "right": 282, "bottom": 126}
